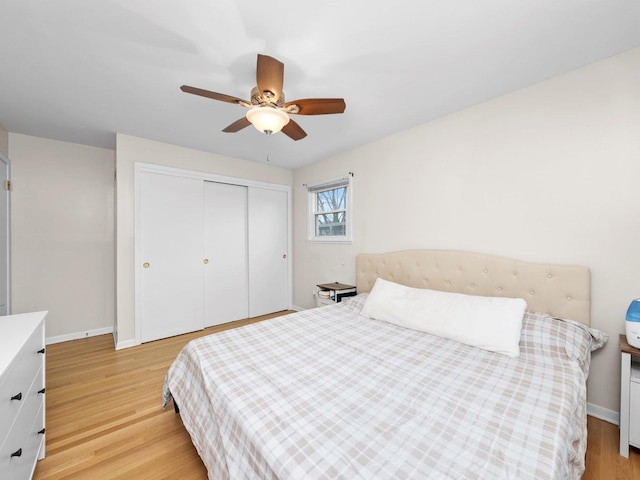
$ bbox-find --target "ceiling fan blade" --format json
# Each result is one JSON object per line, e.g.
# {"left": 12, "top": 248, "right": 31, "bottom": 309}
{"left": 222, "top": 117, "right": 251, "bottom": 133}
{"left": 281, "top": 119, "right": 307, "bottom": 141}
{"left": 286, "top": 98, "right": 346, "bottom": 115}
{"left": 256, "top": 54, "right": 284, "bottom": 102}
{"left": 181, "top": 85, "right": 247, "bottom": 104}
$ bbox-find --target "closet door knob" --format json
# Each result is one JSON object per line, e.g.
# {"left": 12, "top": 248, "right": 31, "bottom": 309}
{"left": 11, "top": 392, "right": 22, "bottom": 401}
{"left": 38, "top": 348, "right": 45, "bottom": 354}
{"left": 143, "top": 262, "right": 150, "bottom": 268}
{"left": 282, "top": 254, "right": 287, "bottom": 259}
{"left": 38, "top": 428, "right": 46, "bottom": 435}
{"left": 10, "top": 448, "right": 22, "bottom": 458}
{"left": 203, "top": 259, "right": 209, "bottom": 264}
{"left": 38, "top": 388, "right": 46, "bottom": 394}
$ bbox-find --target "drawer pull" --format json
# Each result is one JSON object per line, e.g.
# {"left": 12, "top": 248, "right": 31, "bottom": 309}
{"left": 11, "top": 392, "right": 22, "bottom": 401}
{"left": 10, "top": 448, "right": 22, "bottom": 458}
{"left": 38, "top": 428, "right": 46, "bottom": 435}
{"left": 38, "top": 387, "right": 46, "bottom": 394}
{"left": 37, "top": 348, "right": 45, "bottom": 354}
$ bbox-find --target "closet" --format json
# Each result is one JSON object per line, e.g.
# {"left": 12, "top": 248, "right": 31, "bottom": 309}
{"left": 136, "top": 166, "right": 289, "bottom": 343}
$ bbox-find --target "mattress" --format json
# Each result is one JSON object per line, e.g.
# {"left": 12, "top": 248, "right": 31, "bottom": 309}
{"left": 163, "top": 295, "right": 605, "bottom": 480}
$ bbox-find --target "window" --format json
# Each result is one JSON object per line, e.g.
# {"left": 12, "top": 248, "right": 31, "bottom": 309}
{"left": 307, "top": 176, "right": 352, "bottom": 242}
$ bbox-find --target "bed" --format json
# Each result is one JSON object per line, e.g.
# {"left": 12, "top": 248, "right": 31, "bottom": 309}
{"left": 163, "top": 250, "right": 606, "bottom": 479}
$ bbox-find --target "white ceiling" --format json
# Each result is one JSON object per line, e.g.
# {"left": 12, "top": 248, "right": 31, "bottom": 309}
{"left": 1, "top": 1, "right": 639, "bottom": 169}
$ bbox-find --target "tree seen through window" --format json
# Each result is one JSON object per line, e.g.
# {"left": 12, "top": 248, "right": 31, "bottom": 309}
{"left": 315, "top": 186, "right": 346, "bottom": 236}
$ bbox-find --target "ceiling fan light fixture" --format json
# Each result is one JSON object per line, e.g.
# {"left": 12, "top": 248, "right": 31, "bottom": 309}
{"left": 181, "top": 54, "right": 345, "bottom": 140}
{"left": 246, "top": 106, "right": 290, "bottom": 135}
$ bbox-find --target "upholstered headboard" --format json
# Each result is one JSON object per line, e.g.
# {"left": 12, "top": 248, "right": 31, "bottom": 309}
{"left": 356, "top": 250, "right": 591, "bottom": 326}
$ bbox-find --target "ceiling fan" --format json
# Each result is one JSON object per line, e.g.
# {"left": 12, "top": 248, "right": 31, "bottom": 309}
{"left": 181, "top": 54, "right": 346, "bottom": 141}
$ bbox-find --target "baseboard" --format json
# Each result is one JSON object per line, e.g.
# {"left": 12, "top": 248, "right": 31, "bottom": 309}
{"left": 46, "top": 326, "right": 114, "bottom": 345}
{"left": 115, "top": 339, "right": 137, "bottom": 350}
{"left": 290, "top": 304, "right": 308, "bottom": 312}
{"left": 588, "top": 402, "right": 619, "bottom": 426}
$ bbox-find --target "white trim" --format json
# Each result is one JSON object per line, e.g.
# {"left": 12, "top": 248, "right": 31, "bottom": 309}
{"left": 134, "top": 162, "right": 292, "bottom": 346}
{"left": 46, "top": 326, "right": 114, "bottom": 345}
{"left": 286, "top": 186, "right": 293, "bottom": 312}
{"left": 290, "top": 304, "right": 308, "bottom": 312}
{"left": 116, "top": 338, "right": 137, "bottom": 350}
{"left": 304, "top": 240, "right": 353, "bottom": 245}
{"left": 587, "top": 402, "right": 619, "bottom": 426}
{"left": 0, "top": 152, "right": 9, "bottom": 315}
{"left": 134, "top": 162, "right": 291, "bottom": 192}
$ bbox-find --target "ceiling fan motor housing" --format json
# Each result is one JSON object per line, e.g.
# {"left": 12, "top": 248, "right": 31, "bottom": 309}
{"left": 250, "top": 87, "right": 285, "bottom": 107}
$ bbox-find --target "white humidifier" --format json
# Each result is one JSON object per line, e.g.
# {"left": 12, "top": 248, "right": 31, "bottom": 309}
{"left": 626, "top": 299, "right": 640, "bottom": 349}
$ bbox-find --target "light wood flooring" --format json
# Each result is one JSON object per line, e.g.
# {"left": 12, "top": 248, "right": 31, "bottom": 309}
{"left": 33, "top": 312, "right": 640, "bottom": 479}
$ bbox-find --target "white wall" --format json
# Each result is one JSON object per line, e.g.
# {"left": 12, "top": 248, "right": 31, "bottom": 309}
{"left": 0, "top": 123, "right": 8, "bottom": 157}
{"left": 9, "top": 133, "right": 115, "bottom": 339}
{"left": 115, "top": 134, "right": 293, "bottom": 347}
{"left": 293, "top": 47, "right": 640, "bottom": 415}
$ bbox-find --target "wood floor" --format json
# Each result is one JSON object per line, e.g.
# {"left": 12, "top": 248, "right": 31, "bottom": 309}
{"left": 33, "top": 313, "right": 640, "bottom": 480}
{"left": 33, "top": 312, "right": 291, "bottom": 480}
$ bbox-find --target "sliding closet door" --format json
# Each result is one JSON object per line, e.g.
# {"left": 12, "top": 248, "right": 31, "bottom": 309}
{"left": 248, "top": 187, "right": 288, "bottom": 317}
{"left": 139, "top": 173, "right": 204, "bottom": 342}
{"left": 204, "top": 182, "right": 249, "bottom": 327}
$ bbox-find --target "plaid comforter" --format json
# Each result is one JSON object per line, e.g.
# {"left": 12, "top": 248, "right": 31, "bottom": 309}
{"left": 163, "top": 294, "right": 605, "bottom": 480}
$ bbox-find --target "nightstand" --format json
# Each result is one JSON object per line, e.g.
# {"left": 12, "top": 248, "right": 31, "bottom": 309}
{"left": 620, "top": 334, "right": 640, "bottom": 457}
{"left": 315, "top": 282, "right": 356, "bottom": 307}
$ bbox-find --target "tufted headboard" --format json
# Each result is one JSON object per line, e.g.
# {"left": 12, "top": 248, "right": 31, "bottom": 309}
{"left": 356, "top": 250, "right": 591, "bottom": 326}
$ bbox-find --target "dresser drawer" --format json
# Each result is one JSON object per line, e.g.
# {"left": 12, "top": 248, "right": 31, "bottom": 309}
{"left": 0, "top": 365, "right": 44, "bottom": 449}
{"left": 0, "top": 403, "right": 44, "bottom": 480}
{"left": 0, "top": 326, "right": 44, "bottom": 444}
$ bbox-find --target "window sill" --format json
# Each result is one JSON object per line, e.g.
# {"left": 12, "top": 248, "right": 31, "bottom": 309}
{"left": 307, "top": 238, "right": 353, "bottom": 244}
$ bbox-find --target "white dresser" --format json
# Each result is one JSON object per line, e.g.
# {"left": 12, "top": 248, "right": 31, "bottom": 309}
{"left": 0, "top": 311, "right": 47, "bottom": 480}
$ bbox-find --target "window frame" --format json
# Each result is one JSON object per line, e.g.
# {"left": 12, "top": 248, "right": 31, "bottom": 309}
{"left": 307, "top": 175, "right": 352, "bottom": 243}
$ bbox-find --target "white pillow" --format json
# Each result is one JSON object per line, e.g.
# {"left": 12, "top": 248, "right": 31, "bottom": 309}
{"left": 361, "top": 278, "right": 527, "bottom": 357}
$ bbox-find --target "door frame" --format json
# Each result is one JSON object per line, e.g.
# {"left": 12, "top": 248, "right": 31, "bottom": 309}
{"left": 133, "top": 162, "right": 292, "bottom": 346}
{"left": 0, "top": 152, "right": 10, "bottom": 315}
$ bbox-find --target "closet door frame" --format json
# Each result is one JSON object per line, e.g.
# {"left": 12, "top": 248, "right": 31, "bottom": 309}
{"left": 0, "top": 153, "right": 10, "bottom": 316}
{"left": 133, "top": 162, "right": 292, "bottom": 346}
